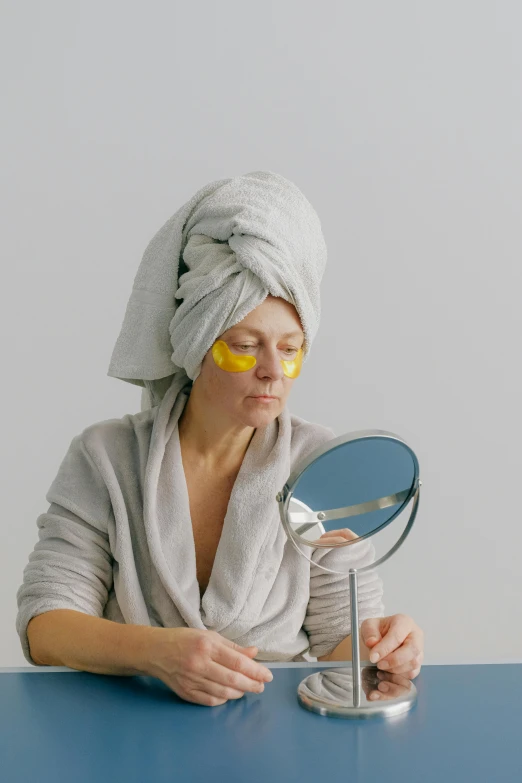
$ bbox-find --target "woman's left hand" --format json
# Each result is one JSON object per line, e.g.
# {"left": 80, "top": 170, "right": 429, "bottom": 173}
{"left": 360, "top": 614, "right": 424, "bottom": 679}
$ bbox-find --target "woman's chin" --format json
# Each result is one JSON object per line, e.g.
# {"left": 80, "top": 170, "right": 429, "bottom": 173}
{"left": 242, "top": 402, "right": 282, "bottom": 426}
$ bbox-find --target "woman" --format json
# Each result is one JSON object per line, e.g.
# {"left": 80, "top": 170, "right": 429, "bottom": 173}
{"left": 17, "top": 170, "right": 423, "bottom": 706}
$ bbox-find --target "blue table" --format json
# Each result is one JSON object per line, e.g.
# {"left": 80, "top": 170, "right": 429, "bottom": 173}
{"left": 1, "top": 663, "right": 520, "bottom": 782}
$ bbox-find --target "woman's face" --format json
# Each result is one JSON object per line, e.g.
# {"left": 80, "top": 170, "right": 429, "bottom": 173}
{"left": 196, "top": 295, "right": 305, "bottom": 428}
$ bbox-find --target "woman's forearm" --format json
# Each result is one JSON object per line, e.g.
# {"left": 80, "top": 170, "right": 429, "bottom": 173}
{"left": 26, "top": 609, "right": 158, "bottom": 676}
{"left": 317, "top": 630, "right": 371, "bottom": 662}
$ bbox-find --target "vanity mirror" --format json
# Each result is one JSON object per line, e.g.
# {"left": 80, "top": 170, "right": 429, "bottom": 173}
{"left": 277, "top": 429, "right": 421, "bottom": 719}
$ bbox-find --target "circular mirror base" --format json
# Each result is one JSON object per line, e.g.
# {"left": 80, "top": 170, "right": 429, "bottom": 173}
{"left": 297, "top": 665, "right": 417, "bottom": 720}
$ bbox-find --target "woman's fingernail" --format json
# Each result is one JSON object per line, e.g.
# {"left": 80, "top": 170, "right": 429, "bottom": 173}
{"left": 370, "top": 652, "right": 380, "bottom": 663}
{"left": 366, "top": 637, "right": 378, "bottom": 646}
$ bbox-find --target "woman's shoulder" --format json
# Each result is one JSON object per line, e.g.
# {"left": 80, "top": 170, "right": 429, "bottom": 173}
{"left": 44, "top": 408, "right": 157, "bottom": 518}
{"left": 289, "top": 412, "right": 336, "bottom": 464}
{"left": 76, "top": 407, "right": 156, "bottom": 462}
{"left": 290, "top": 412, "right": 336, "bottom": 439}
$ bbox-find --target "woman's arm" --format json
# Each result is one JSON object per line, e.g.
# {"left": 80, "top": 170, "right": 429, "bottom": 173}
{"left": 27, "top": 609, "right": 155, "bottom": 674}
{"left": 303, "top": 536, "right": 385, "bottom": 659}
{"left": 16, "top": 434, "right": 114, "bottom": 665}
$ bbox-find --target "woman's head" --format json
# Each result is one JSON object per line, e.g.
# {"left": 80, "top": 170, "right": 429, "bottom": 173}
{"left": 108, "top": 171, "right": 327, "bottom": 414}
{"left": 192, "top": 295, "right": 304, "bottom": 427}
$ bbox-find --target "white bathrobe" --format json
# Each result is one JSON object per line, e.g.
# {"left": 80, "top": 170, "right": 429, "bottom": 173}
{"left": 16, "top": 381, "right": 384, "bottom": 667}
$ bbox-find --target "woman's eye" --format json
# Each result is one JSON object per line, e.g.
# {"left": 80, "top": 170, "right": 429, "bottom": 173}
{"left": 234, "top": 344, "right": 298, "bottom": 354}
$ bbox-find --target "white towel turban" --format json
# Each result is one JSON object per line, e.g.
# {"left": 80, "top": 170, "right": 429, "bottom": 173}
{"left": 107, "top": 170, "right": 328, "bottom": 410}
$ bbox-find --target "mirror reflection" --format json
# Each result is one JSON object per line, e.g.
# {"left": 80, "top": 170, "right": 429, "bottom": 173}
{"left": 287, "top": 437, "right": 417, "bottom": 546}
{"left": 298, "top": 667, "right": 415, "bottom": 707}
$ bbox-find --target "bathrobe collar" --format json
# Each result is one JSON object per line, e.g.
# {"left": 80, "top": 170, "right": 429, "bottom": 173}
{"left": 142, "top": 373, "right": 292, "bottom": 635}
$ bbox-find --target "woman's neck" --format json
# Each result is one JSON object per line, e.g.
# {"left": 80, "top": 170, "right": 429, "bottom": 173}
{"left": 177, "top": 388, "right": 255, "bottom": 473}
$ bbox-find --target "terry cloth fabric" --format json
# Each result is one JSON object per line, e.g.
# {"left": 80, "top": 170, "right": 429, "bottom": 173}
{"left": 106, "top": 169, "right": 328, "bottom": 410}
{"left": 16, "top": 378, "right": 385, "bottom": 665}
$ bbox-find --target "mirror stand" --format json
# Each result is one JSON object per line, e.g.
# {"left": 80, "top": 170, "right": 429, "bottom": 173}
{"left": 296, "top": 568, "right": 417, "bottom": 719}
{"left": 277, "top": 429, "right": 422, "bottom": 720}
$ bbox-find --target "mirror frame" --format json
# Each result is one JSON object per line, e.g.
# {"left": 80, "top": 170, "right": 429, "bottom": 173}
{"left": 277, "top": 429, "right": 421, "bottom": 576}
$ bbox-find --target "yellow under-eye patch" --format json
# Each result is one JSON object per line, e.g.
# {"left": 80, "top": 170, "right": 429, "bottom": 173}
{"left": 211, "top": 340, "right": 256, "bottom": 372}
{"left": 281, "top": 347, "right": 303, "bottom": 379}
{"left": 211, "top": 340, "right": 303, "bottom": 378}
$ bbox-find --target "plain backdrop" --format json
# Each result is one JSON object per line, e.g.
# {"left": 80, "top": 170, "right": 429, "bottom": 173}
{"left": 1, "top": 0, "right": 521, "bottom": 667}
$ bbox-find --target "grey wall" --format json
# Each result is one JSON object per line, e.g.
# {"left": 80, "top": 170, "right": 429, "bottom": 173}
{"left": 2, "top": 0, "right": 521, "bottom": 666}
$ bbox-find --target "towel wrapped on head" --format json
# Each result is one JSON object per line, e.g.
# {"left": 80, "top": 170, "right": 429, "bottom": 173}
{"left": 107, "top": 170, "right": 328, "bottom": 409}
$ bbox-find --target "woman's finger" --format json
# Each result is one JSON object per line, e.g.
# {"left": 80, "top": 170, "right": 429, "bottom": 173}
{"left": 369, "top": 614, "right": 414, "bottom": 663}
{"left": 217, "top": 636, "right": 259, "bottom": 657}
{"left": 379, "top": 648, "right": 424, "bottom": 675}
{"left": 182, "top": 679, "right": 246, "bottom": 706}
{"left": 198, "top": 677, "right": 252, "bottom": 700}
{"left": 212, "top": 646, "right": 273, "bottom": 686}
{"left": 216, "top": 638, "right": 273, "bottom": 681}
{"left": 376, "top": 638, "right": 422, "bottom": 671}
{"left": 182, "top": 690, "right": 227, "bottom": 707}
{"left": 200, "top": 659, "right": 266, "bottom": 694}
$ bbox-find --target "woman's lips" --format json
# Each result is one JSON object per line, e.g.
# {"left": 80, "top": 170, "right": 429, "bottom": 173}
{"left": 251, "top": 395, "right": 277, "bottom": 401}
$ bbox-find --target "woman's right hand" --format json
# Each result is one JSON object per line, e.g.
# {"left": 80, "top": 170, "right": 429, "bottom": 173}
{"left": 143, "top": 627, "right": 274, "bottom": 707}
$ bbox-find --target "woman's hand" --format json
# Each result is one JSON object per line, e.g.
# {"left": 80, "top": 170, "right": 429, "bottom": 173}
{"left": 313, "top": 528, "right": 358, "bottom": 545}
{"left": 315, "top": 530, "right": 424, "bottom": 680}
{"left": 145, "top": 627, "right": 273, "bottom": 707}
{"left": 361, "top": 614, "right": 424, "bottom": 679}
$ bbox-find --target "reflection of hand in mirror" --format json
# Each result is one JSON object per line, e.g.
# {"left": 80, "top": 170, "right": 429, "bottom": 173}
{"left": 304, "top": 668, "right": 414, "bottom": 704}
{"left": 312, "top": 528, "right": 359, "bottom": 545}
{"left": 363, "top": 668, "right": 413, "bottom": 702}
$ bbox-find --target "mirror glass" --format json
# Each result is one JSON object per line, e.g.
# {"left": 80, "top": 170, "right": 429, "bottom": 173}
{"left": 287, "top": 436, "right": 417, "bottom": 546}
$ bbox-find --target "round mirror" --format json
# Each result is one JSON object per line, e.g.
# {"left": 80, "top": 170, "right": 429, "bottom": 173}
{"left": 276, "top": 428, "right": 422, "bottom": 719}
{"left": 282, "top": 431, "right": 419, "bottom": 550}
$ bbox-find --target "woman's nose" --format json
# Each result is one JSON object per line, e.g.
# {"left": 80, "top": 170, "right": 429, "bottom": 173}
{"left": 255, "top": 350, "right": 285, "bottom": 380}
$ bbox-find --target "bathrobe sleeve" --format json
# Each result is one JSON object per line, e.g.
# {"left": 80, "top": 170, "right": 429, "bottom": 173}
{"left": 303, "top": 537, "right": 385, "bottom": 658}
{"left": 16, "top": 433, "right": 114, "bottom": 666}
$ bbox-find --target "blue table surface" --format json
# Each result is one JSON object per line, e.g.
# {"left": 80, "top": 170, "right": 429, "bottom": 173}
{"left": 0, "top": 663, "right": 521, "bottom": 783}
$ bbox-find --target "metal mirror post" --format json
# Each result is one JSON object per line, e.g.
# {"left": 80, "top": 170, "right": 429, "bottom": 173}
{"left": 276, "top": 429, "right": 421, "bottom": 719}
